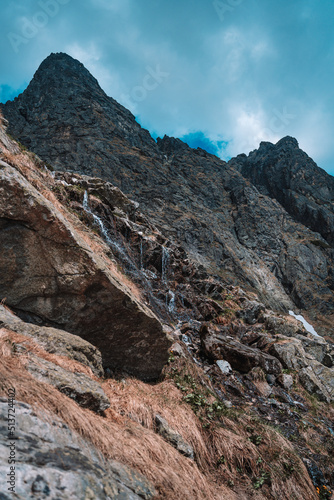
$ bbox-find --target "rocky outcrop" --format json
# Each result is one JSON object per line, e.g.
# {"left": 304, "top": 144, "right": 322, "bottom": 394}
{"left": 0, "top": 399, "right": 156, "bottom": 499}
{"left": 155, "top": 414, "right": 194, "bottom": 459}
{"left": 200, "top": 324, "right": 282, "bottom": 375}
{"left": 0, "top": 161, "right": 171, "bottom": 381}
{"left": 230, "top": 137, "right": 334, "bottom": 246}
{"left": 26, "top": 357, "right": 110, "bottom": 413}
{"left": 2, "top": 53, "right": 333, "bottom": 337}
{"left": 299, "top": 363, "right": 333, "bottom": 403}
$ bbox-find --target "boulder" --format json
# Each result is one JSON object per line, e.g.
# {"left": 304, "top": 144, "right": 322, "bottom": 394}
{"left": 277, "top": 373, "right": 294, "bottom": 391}
{"left": 295, "top": 335, "right": 331, "bottom": 365}
{"left": 269, "top": 338, "right": 308, "bottom": 370}
{"left": 264, "top": 313, "right": 305, "bottom": 337}
{"left": 237, "top": 299, "right": 265, "bottom": 325}
{"left": 216, "top": 360, "right": 233, "bottom": 375}
{"left": 155, "top": 414, "right": 194, "bottom": 460}
{"left": 299, "top": 365, "right": 332, "bottom": 403}
{"left": 0, "top": 165, "right": 171, "bottom": 380}
{"left": 306, "top": 361, "right": 334, "bottom": 402}
{"left": 0, "top": 400, "right": 156, "bottom": 499}
{"left": 27, "top": 357, "right": 110, "bottom": 413}
{"left": 0, "top": 305, "right": 104, "bottom": 377}
{"left": 200, "top": 325, "right": 282, "bottom": 374}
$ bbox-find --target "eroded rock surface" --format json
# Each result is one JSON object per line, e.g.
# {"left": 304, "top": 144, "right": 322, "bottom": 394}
{"left": 0, "top": 400, "right": 156, "bottom": 499}
{"left": 155, "top": 414, "right": 194, "bottom": 459}
{"left": 2, "top": 52, "right": 333, "bottom": 336}
{"left": 200, "top": 324, "right": 282, "bottom": 375}
{"left": 0, "top": 163, "right": 171, "bottom": 380}
{"left": 26, "top": 357, "right": 110, "bottom": 413}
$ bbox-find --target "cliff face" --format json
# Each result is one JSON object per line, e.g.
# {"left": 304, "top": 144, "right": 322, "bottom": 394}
{"left": 0, "top": 117, "right": 171, "bottom": 381}
{"left": 2, "top": 52, "right": 333, "bottom": 336}
{"left": 230, "top": 137, "right": 334, "bottom": 246}
{"left": 1, "top": 54, "right": 334, "bottom": 499}
{"left": 0, "top": 103, "right": 334, "bottom": 500}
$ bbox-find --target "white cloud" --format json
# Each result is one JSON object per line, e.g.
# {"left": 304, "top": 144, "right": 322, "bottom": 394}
{"left": 1, "top": 0, "right": 334, "bottom": 175}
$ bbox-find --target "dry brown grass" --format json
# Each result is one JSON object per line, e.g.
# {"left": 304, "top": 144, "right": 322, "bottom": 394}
{"left": 1, "top": 326, "right": 318, "bottom": 499}
{"left": 0, "top": 329, "right": 235, "bottom": 499}
{"left": 0, "top": 328, "right": 95, "bottom": 378}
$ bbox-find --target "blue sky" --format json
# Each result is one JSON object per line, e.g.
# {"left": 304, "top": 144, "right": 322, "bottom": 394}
{"left": 0, "top": 0, "right": 333, "bottom": 175}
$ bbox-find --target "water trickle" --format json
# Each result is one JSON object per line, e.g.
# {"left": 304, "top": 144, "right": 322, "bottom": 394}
{"left": 161, "top": 246, "right": 169, "bottom": 283}
{"left": 82, "top": 191, "right": 137, "bottom": 271}
{"left": 167, "top": 290, "right": 175, "bottom": 314}
{"left": 140, "top": 239, "right": 143, "bottom": 270}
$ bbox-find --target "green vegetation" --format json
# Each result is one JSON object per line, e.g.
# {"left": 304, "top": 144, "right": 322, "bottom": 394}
{"left": 253, "top": 470, "right": 270, "bottom": 490}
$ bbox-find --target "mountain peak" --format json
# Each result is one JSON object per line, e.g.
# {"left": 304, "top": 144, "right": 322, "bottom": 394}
{"left": 275, "top": 136, "right": 299, "bottom": 149}
{"left": 28, "top": 52, "right": 100, "bottom": 94}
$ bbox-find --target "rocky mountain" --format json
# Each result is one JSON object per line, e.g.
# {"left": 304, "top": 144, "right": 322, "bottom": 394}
{"left": 0, "top": 54, "right": 334, "bottom": 499}
{"left": 2, "top": 52, "right": 333, "bottom": 339}
{"left": 230, "top": 138, "right": 334, "bottom": 246}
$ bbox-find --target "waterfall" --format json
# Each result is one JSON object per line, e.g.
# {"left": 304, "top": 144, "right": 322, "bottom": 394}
{"left": 83, "top": 191, "right": 114, "bottom": 245}
{"left": 161, "top": 246, "right": 169, "bottom": 283}
{"left": 82, "top": 191, "right": 137, "bottom": 271}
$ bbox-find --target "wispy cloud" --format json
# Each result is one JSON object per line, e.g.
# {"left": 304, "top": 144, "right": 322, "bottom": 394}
{"left": 0, "top": 0, "right": 334, "bottom": 174}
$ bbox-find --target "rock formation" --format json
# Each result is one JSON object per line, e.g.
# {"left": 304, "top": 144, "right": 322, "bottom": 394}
{"left": 0, "top": 53, "right": 334, "bottom": 498}
{"left": 2, "top": 52, "right": 333, "bottom": 338}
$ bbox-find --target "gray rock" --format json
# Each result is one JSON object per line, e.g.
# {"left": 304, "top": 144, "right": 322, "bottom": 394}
{"left": 277, "top": 373, "right": 294, "bottom": 391}
{"left": 27, "top": 357, "right": 110, "bottom": 413}
{"left": 295, "top": 335, "right": 330, "bottom": 365}
{"left": 322, "top": 353, "right": 334, "bottom": 368}
{"left": 264, "top": 313, "right": 305, "bottom": 337}
{"left": 237, "top": 299, "right": 265, "bottom": 325}
{"left": 170, "top": 342, "right": 186, "bottom": 358}
{"left": 308, "top": 360, "right": 334, "bottom": 402}
{"left": 269, "top": 337, "right": 308, "bottom": 370}
{"left": 216, "top": 360, "right": 232, "bottom": 375}
{"left": 0, "top": 400, "right": 156, "bottom": 499}
{"left": 299, "top": 365, "right": 331, "bottom": 403}
{"left": 155, "top": 414, "right": 194, "bottom": 460}
{"left": 201, "top": 324, "right": 282, "bottom": 375}
{"left": 224, "top": 400, "right": 233, "bottom": 408}
{"left": 266, "top": 374, "right": 276, "bottom": 385}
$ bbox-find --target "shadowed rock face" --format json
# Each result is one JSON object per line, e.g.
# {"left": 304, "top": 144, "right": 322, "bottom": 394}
{"left": 229, "top": 137, "right": 334, "bottom": 246}
{"left": 2, "top": 52, "right": 159, "bottom": 179}
{"left": 0, "top": 163, "right": 171, "bottom": 380}
{"left": 0, "top": 304, "right": 105, "bottom": 377}
{"left": 2, "top": 52, "right": 334, "bottom": 335}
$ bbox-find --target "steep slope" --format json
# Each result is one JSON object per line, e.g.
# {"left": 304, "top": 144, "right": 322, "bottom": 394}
{"left": 2, "top": 52, "right": 334, "bottom": 338}
{"left": 2, "top": 52, "right": 160, "bottom": 182}
{"left": 1, "top": 112, "right": 334, "bottom": 498}
{"left": 0, "top": 116, "right": 171, "bottom": 380}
